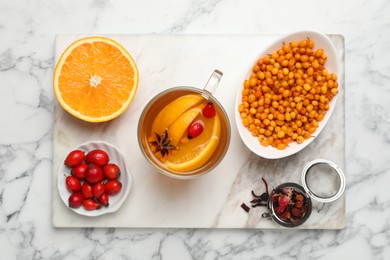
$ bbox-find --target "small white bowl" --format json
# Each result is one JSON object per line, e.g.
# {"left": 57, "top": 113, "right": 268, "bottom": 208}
{"left": 57, "top": 141, "right": 132, "bottom": 217}
{"left": 235, "top": 31, "right": 339, "bottom": 159}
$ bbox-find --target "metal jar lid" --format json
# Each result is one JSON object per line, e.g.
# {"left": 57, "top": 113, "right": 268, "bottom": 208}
{"left": 301, "top": 159, "right": 346, "bottom": 203}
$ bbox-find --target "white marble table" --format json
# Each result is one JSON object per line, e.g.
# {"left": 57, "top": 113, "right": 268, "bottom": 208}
{"left": 1, "top": 0, "right": 389, "bottom": 259}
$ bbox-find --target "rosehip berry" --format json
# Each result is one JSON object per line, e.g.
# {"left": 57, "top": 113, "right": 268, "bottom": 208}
{"left": 103, "top": 163, "right": 121, "bottom": 180}
{"left": 83, "top": 199, "right": 101, "bottom": 211}
{"left": 85, "top": 164, "right": 104, "bottom": 184}
{"left": 71, "top": 163, "right": 88, "bottom": 180}
{"left": 81, "top": 182, "right": 93, "bottom": 199}
{"left": 105, "top": 180, "right": 122, "bottom": 195}
{"left": 202, "top": 102, "right": 216, "bottom": 118}
{"left": 64, "top": 150, "right": 85, "bottom": 167}
{"left": 93, "top": 183, "right": 105, "bottom": 199}
{"left": 85, "top": 149, "right": 109, "bottom": 167}
{"left": 187, "top": 120, "right": 204, "bottom": 139}
{"left": 291, "top": 208, "right": 302, "bottom": 217}
{"left": 98, "top": 193, "right": 109, "bottom": 207}
{"left": 68, "top": 193, "right": 83, "bottom": 208}
{"left": 65, "top": 176, "right": 81, "bottom": 192}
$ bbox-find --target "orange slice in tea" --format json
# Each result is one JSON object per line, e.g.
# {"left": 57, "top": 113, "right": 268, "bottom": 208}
{"left": 164, "top": 113, "right": 221, "bottom": 172}
{"left": 53, "top": 36, "right": 139, "bottom": 122}
{"left": 149, "top": 94, "right": 222, "bottom": 172}
{"left": 151, "top": 94, "right": 203, "bottom": 135}
{"left": 168, "top": 106, "right": 203, "bottom": 146}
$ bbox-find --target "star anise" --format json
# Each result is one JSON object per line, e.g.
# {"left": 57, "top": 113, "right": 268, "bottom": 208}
{"left": 149, "top": 129, "right": 177, "bottom": 157}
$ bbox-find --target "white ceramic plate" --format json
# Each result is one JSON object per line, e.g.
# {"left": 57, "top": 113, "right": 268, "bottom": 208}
{"left": 235, "top": 31, "right": 339, "bottom": 159}
{"left": 57, "top": 141, "right": 132, "bottom": 217}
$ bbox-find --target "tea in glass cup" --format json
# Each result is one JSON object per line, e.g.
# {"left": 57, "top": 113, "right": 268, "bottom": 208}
{"left": 138, "top": 70, "right": 230, "bottom": 179}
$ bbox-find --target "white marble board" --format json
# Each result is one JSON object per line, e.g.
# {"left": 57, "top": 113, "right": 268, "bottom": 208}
{"left": 52, "top": 34, "right": 345, "bottom": 229}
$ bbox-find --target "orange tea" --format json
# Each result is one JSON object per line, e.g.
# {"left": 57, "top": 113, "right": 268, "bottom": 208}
{"left": 138, "top": 87, "right": 230, "bottom": 179}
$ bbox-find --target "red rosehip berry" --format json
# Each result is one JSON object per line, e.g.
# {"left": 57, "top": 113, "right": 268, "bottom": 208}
{"left": 187, "top": 120, "right": 204, "bottom": 139}
{"left": 202, "top": 102, "right": 216, "bottom": 118}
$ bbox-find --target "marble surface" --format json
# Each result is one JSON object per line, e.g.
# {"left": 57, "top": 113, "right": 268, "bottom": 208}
{"left": 53, "top": 34, "right": 345, "bottom": 229}
{"left": 1, "top": 0, "right": 389, "bottom": 259}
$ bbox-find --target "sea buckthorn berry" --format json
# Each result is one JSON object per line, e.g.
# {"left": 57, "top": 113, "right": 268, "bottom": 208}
{"left": 238, "top": 38, "right": 339, "bottom": 150}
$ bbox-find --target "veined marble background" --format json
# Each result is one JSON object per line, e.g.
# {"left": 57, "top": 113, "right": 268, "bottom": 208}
{"left": 0, "top": 0, "right": 389, "bottom": 259}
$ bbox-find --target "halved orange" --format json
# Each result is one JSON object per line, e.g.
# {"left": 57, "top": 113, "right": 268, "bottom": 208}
{"left": 53, "top": 36, "right": 139, "bottom": 122}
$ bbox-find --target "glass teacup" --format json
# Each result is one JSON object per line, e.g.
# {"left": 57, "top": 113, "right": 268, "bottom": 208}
{"left": 137, "top": 70, "right": 231, "bottom": 179}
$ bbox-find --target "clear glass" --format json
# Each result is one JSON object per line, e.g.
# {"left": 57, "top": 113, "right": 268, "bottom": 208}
{"left": 137, "top": 70, "right": 231, "bottom": 179}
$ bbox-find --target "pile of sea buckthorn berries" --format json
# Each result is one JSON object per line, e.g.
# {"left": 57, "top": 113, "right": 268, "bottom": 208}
{"left": 238, "top": 38, "right": 339, "bottom": 150}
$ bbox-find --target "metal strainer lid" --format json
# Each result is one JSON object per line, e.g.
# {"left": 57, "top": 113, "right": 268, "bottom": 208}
{"left": 301, "top": 159, "right": 345, "bottom": 203}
